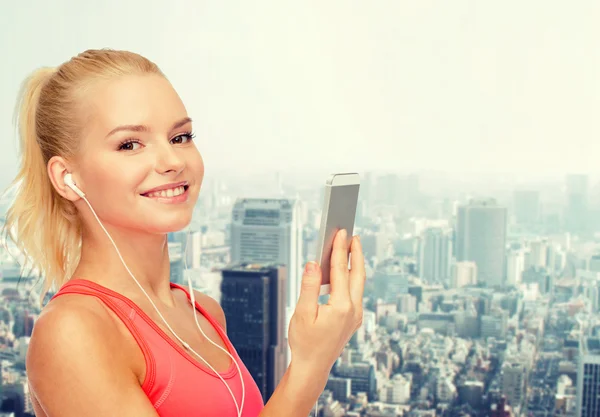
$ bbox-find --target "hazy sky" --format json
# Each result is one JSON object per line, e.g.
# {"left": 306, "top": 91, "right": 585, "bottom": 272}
{"left": 1, "top": 1, "right": 599, "bottom": 189}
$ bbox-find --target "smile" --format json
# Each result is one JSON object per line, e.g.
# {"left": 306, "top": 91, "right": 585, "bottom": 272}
{"left": 142, "top": 185, "right": 190, "bottom": 203}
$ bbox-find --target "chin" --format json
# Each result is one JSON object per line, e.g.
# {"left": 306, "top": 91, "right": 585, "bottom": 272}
{"left": 136, "top": 212, "right": 193, "bottom": 235}
{"left": 162, "top": 215, "right": 193, "bottom": 233}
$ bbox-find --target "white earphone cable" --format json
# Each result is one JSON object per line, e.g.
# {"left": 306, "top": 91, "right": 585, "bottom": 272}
{"left": 78, "top": 190, "right": 245, "bottom": 417}
{"left": 182, "top": 226, "right": 246, "bottom": 414}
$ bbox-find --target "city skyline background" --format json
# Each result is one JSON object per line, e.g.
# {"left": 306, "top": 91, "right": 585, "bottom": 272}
{"left": 1, "top": 4, "right": 600, "bottom": 414}
{"left": 1, "top": 0, "right": 600, "bottom": 194}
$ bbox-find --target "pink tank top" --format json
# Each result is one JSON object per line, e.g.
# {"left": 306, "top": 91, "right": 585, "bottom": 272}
{"left": 51, "top": 279, "right": 265, "bottom": 416}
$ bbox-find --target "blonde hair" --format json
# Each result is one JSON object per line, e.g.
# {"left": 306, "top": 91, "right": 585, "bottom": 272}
{"left": 1, "top": 49, "right": 163, "bottom": 305}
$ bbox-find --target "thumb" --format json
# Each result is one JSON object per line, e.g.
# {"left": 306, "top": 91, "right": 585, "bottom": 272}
{"left": 295, "top": 261, "right": 322, "bottom": 319}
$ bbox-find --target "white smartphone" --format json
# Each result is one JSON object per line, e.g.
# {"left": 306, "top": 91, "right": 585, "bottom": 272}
{"left": 315, "top": 173, "right": 361, "bottom": 296}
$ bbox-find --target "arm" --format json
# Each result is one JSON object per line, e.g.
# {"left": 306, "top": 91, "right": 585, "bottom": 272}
{"left": 27, "top": 298, "right": 160, "bottom": 417}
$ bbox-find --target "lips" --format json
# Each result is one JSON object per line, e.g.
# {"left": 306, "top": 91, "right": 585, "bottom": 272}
{"left": 141, "top": 182, "right": 189, "bottom": 198}
{"left": 143, "top": 185, "right": 188, "bottom": 199}
{"left": 142, "top": 181, "right": 189, "bottom": 194}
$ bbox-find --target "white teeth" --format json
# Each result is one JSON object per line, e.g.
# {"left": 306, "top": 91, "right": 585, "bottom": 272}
{"left": 146, "top": 186, "right": 186, "bottom": 198}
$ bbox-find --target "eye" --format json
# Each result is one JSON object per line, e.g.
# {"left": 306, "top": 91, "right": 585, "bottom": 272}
{"left": 118, "top": 140, "right": 142, "bottom": 151}
{"left": 171, "top": 132, "right": 196, "bottom": 145}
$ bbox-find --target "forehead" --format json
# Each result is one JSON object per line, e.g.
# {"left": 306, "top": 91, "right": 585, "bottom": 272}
{"left": 84, "top": 74, "right": 187, "bottom": 135}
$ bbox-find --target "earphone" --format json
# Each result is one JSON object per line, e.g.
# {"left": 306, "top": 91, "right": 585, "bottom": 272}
{"left": 63, "top": 172, "right": 246, "bottom": 416}
{"left": 64, "top": 173, "right": 85, "bottom": 198}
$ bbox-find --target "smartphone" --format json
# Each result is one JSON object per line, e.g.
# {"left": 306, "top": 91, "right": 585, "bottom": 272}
{"left": 315, "top": 173, "right": 361, "bottom": 296}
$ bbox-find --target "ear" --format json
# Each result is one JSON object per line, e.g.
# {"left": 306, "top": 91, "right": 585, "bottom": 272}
{"left": 47, "top": 156, "right": 81, "bottom": 202}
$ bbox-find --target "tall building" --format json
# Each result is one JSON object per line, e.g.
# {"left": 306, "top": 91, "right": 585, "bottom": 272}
{"left": 481, "top": 312, "right": 508, "bottom": 339}
{"left": 168, "top": 231, "right": 198, "bottom": 280}
{"left": 173, "top": 230, "right": 203, "bottom": 266}
{"left": 325, "top": 376, "right": 352, "bottom": 402}
{"left": 458, "top": 380, "right": 484, "bottom": 409}
{"left": 527, "top": 238, "right": 548, "bottom": 269}
{"left": 505, "top": 248, "right": 524, "bottom": 287}
{"left": 565, "top": 174, "right": 589, "bottom": 235}
{"left": 455, "top": 309, "right": 480, "bottom": 339}
{"left": 501, "top": 362, "right": 526, "bottom": 412}
{"left": 577, "top": 338, "right": 600, "bottom": 417}
{"left": 451, "top": 261, "right": 477, "bottom": 288}
{"left": 358, "top": 171, "right": 375, "bottom": 223}
{"left": 589, "top": 254, "right": 600, "bottom": 272}
{"left": 522, "top": 267, "right": 553, "bottom": 294}
{"left": 220, "top": 263, "right": 287, "bottom": 402}
{"left": 374, "top": 173, "right": 399, "bottom": 206}
{"left": 230, "top": 198, "right": 303, "bottom": 310}
{"left": 513, "top": 190, "right": 540, "bottom": 226}
{"left": 186, "top": 230, "right": 202, "bottom": 269}
{"left": 334, "top": 362, "right": 377, "bottom": 401}
{"left": 373, "top": 262, "right": 410, "bottom": 302}
{"left": 361, "top": 231, "right": 391, "bottom": 262}
{"left": 381, "top": 374, "right": 411, "bottom": 404}
{"left": 456, "top": 199, "right": 507, "bottom": 287}
{"left": 418, "top": 228, "right": 452, "bottom": 284}
{"left": 396, "top": 293, "right": 418, "bottom": 314}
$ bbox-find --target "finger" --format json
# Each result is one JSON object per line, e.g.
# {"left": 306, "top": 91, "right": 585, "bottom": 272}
{"left": 349, "top": 235, "right": 366, "bottom": 306}
{"left": 295, "top": 261, "right": 322, "bottom": 319}
{"left": 329, "top": 228, "right": 351, "bottom": 305}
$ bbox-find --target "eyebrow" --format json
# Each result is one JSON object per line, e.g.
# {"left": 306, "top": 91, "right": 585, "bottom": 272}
{"left": 105, "top": 117, "right": 193, "bottom": 138}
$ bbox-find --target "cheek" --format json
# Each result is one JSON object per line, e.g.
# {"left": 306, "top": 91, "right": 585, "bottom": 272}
{"left": 96, "top": 159, "right": 148, "bottom": 194}
{"left": 83, "top": 162, "right": 147, "bottom": 214}
{"left": 190, "top": 150, "right": 205, "bottom": 179}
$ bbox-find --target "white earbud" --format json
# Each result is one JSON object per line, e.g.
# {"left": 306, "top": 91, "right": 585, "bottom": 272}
{"left": 63, "top": 173, "right": 85, "bottom": 198}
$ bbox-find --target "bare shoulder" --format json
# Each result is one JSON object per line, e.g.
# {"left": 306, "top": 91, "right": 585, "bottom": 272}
{"left": 31, "top": 294, "right": 113, "bottom": 347}
{"left": 193, "top": 290, "right": 227, "bottom": 331}
{"left": 27, "top": 294, "right": 159, "bottom": 416}
{"left": 28, "top": 294, "right": 117, "bottom": 377}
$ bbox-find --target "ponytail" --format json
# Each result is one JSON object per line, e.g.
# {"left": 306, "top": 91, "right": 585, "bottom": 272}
{"left": 2, "top": 68, "right": 81, "bottom": 306}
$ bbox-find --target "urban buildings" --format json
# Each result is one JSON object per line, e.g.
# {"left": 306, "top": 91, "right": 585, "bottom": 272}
{"left": 230, "top": 198, "right": 303, "bottom": 311}
{"left": 220, "top": 263, "right": 287, "bottom": 402}
{"left": 456, "top": 199, "right": 507, "bottom": 287}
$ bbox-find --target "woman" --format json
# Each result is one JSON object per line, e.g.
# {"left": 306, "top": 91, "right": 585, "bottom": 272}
{"left": 2, "top": 49, "right": 365, "bottom": 416}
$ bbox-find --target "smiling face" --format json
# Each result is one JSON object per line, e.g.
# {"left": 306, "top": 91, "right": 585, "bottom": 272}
{"left": 72, "top": 73, "right": 204, "bottom": 235}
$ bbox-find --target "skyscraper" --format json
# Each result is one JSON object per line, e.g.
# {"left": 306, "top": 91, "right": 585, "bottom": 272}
{"left": 456, "top": 199, "right": 507, "bottom": 287}
{"left": 230, "top": 198, "right": 303, "bottom": 310}
{"left": 220, "top": 263, "right": 287, "bottom": 402}
{"left": 577, "top": 337, "right": 600, "bottom": 417}
{"left": 451, "top": 261, "right": 477, "bottom": 288}
{"left": 168, "top": 231, "right": 193, "bottom": 283}
{"left": 186, "top": 230, "right": 202, "bottom": 269}
{"left": 418, "top": 227, "right": 452, "bottom": 284}
{"left": 565, "top": 174, "right": 589, "bottom": 235}
{"left": 527, "top": 238, "right": 548, "bottom": 269}
{"left": 501, "top": 362, "right": 526, "bottom": 412}
{"left": 505, "top": 248, "right": 524, "bottom": 287}
{"left": 589, "top": 254, "right": 600, "bottom": 272}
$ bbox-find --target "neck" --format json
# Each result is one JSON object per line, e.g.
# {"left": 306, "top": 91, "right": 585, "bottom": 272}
{"left": 74, "top": 222, "right": 176, "bottom": 307}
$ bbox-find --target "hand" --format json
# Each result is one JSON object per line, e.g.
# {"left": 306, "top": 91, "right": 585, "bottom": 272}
{"left": 288, "top": 229, "right": 366, "bottom": 376}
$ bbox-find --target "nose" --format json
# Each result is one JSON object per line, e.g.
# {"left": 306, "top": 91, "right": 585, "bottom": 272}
{"left": 154, "top": 141, "right": 185, "bottom": 175}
